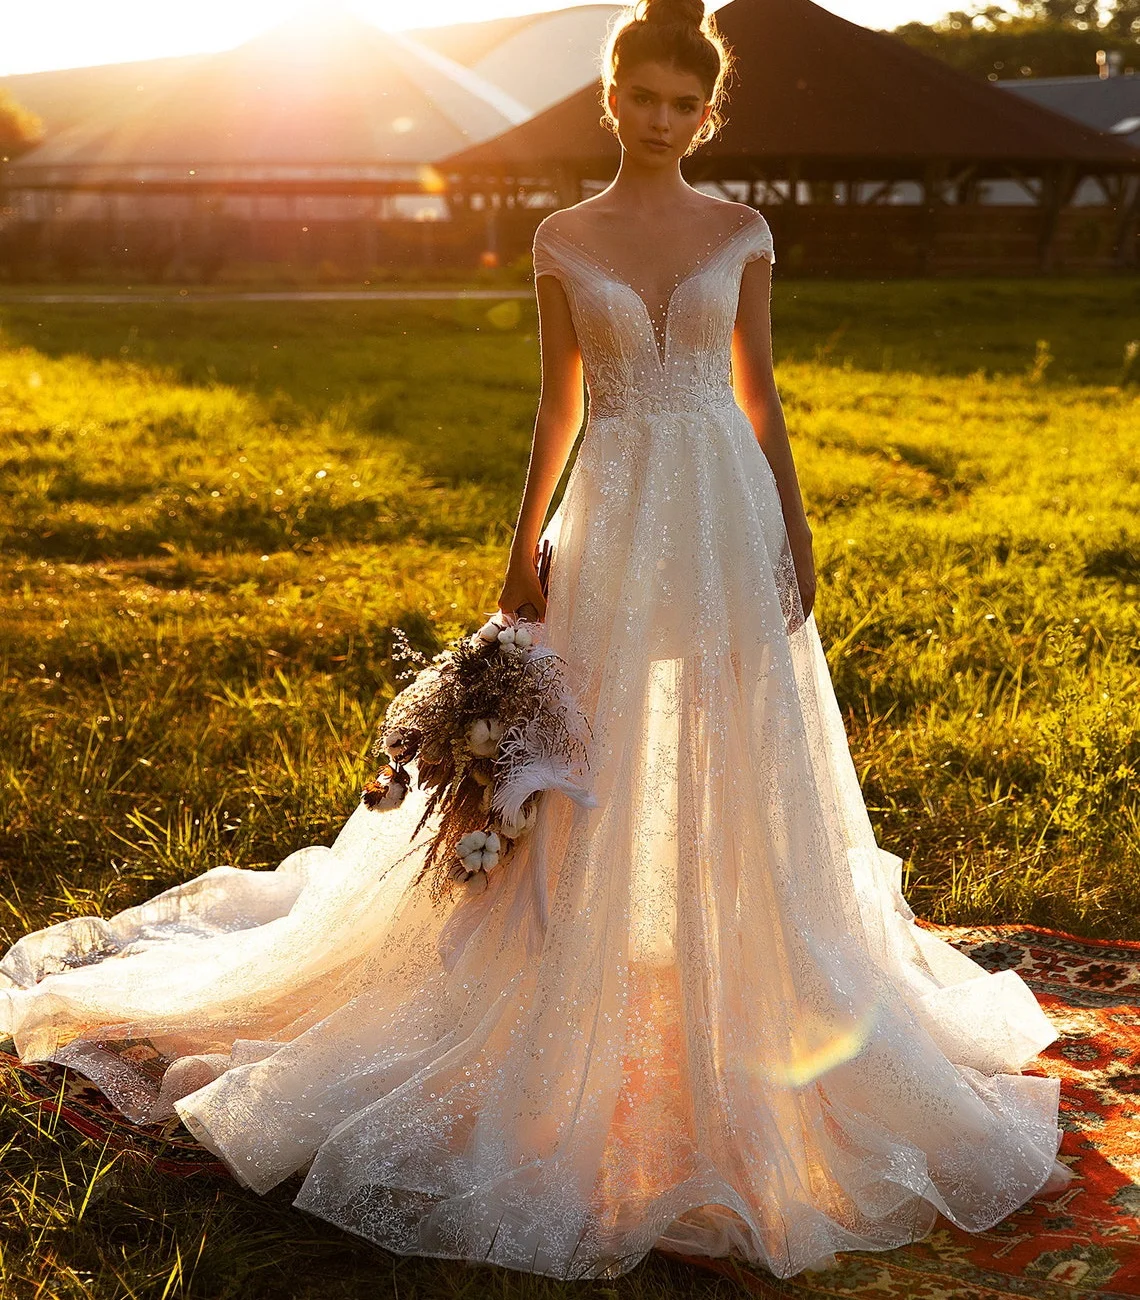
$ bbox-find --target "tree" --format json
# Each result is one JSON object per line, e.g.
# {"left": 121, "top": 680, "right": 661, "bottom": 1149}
{"left": 0, "top": 89, "right": 44, "bottom": 161}
{"left": 1104, "top": 0, "right": 1140, "bottom": 36}
{"left": 893, "top": 3, "right": 1139, "bottom": 79}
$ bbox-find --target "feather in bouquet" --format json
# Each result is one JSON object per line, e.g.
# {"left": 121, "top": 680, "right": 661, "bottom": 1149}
{"left": 362, "top": 613, "right": 594, "bottom": 902}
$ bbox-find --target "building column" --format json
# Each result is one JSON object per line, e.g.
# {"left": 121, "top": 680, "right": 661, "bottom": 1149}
{"left": 1037, "top": 163, "right": 1076, "bottom": 272}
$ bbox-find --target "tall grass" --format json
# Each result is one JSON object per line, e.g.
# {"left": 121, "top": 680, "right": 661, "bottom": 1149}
{"left": 0, "top": 278, "right": 1137, "bottom": 1297}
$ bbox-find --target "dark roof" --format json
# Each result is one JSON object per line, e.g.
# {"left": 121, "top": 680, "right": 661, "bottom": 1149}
{"left": 1000, "top": 74, "right": 1140, "bottom": 149}
{"left": 440, "top": 0, "right": 1140, "bottom": 177}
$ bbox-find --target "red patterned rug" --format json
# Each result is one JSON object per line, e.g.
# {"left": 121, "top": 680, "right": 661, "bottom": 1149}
{"left": 2, "top": 921, "right": 1139, "bottom": 1295}
{"left": 666, "top": 921, "right": 1140, "bottom": 1299}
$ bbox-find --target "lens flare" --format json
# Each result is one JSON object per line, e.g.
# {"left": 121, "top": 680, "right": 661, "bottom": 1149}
{"left": 751, "top": 1000, "right": 882, "bottom": 1088}
{"left": 486, "top": 299, "right": 521, "bottom": 329}
{"left": 417, "top": 164, "right": 446, "bottom": 194}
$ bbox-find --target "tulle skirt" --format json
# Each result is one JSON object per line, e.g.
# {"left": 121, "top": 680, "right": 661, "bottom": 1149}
{"left": 0, "top": 398, "right": 1069, "bottom": 1279}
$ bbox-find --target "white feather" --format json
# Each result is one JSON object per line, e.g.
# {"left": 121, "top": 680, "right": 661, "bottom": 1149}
{"left": 492, "top": 758, "right": 597, "bottom": 827}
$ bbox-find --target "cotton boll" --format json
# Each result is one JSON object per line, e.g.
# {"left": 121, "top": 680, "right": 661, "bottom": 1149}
{"left": 497, "top": 627, "right": 517, "bottom": 645}
{"left": 456, "top": 830, "right": 488, "bottom": 858}
{"left": 477, "top": 620, "right": 502, "bottom": 644}
{"left": 460, "top": 843, "right": 487, "bottom": 870}
{"left": 513, "top": 626, "right": 533, "bottom": 649}
{"left": 467, "top": 718, "right": 502, "bottom": 758}
{"left": 474, "top": 833, "right": 501, "bottom": 871}
{"left": 454, "top": 825, "right": 500, "bottom": 873}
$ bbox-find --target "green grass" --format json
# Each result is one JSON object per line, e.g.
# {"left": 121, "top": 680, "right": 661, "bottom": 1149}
{"left": 0, "top": 277, "right": 1138, "bottom": 1297}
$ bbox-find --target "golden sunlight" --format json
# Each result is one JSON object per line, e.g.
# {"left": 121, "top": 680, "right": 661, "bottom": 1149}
{"left": 2, "top": 0, "right": 981, "bottom": 79}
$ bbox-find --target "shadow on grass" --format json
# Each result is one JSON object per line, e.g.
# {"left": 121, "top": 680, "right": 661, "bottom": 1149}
{"left": 2, "top": 278, "right": 1138, "bottom": 392}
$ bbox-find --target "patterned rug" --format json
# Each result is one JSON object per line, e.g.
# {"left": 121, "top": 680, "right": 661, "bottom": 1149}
{"left": 2, "top": 921, "right": 1139, "bottom": 1295}
{"left": 0, "top": 1042, "right": 232, "bottom": 1179}
{"left": 666, "top": 921, "right": 1140, "bottom": 1299}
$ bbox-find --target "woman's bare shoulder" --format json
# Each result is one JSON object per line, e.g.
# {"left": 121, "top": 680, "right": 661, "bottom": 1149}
{"left": 538, "top": 198, "right": 609, "bottom": 238}
{"left": 538, "top": 195, "right": 765, "bottom": 242}
{"left": 709, "top": 198, "right": 767, "bottom": 226}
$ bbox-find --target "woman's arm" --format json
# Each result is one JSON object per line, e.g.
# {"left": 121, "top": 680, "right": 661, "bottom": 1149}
{"left": 497, "top": 269, "right": 585, "bottom": 620}
{"left": 730, "top": 256, "right": 816, "bottom": 620}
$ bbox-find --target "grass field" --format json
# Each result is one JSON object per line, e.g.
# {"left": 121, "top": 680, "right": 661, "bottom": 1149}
{"left": 0, "top": 277, "right": 1138, "bottom": 1297}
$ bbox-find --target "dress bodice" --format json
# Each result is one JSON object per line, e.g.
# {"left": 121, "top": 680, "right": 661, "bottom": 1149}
{"left": 531, "top": 208, "right": 775, "bottom": 421}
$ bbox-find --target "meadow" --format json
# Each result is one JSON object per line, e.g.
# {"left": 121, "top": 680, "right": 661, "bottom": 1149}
{"left": 0, "top": 275, "right": 1138, "bottom": 1297}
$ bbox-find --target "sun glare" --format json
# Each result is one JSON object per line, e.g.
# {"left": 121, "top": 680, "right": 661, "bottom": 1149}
{"left": 1, "top": 0, "right": 988, "bottom": 79}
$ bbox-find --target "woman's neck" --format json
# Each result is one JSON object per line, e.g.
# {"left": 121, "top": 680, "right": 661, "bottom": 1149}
{"left": 597, "top": 158, "right": 698, "bottom": 214}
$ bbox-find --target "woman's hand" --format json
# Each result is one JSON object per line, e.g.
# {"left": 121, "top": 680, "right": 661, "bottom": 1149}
{"left": 789, "top": 527, "right": 816, "bottom": 623}
{"left": 497, "top": 559, "right": 547, "bottom": 623}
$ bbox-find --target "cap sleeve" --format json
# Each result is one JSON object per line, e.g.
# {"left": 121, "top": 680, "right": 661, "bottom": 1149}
{"left": 742, "top": 212, "right": 775, "bottom": 268}
{"left": 532, "top": 220, "right": 564, "bottom": 282}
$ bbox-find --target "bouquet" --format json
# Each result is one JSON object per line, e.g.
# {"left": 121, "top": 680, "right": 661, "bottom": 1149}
{"left": 362, "top": 612, "right": 593, "bottom": 902}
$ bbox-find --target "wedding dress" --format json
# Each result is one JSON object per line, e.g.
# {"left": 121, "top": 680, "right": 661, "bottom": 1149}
{"left": 0, "top": 204, "right": 1071, "bottom": 1281}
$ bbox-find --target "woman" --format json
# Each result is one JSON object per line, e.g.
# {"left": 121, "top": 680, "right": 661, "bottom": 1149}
{"left": 0, "top": 0, "right": 1070, "bottom": 1282}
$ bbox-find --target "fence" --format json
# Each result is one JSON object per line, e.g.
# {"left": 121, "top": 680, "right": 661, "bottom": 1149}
{"left": 0, "top": 205, "right": 1132, "bottom": 281}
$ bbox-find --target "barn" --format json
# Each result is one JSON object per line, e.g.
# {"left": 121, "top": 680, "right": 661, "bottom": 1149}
{"left": 442, "top": 0, "right": 1140, "bottom": 274}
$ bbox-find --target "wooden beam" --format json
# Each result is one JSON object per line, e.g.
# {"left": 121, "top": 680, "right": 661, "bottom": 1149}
{"left": 1112, "top": 173, "right": 1140, "bottom": 269}
{"left": 1037, "top": 162, "right": 1076, "bottom": 272}
{"left": 918, "top": 161, "right": 949, "bottom": 275}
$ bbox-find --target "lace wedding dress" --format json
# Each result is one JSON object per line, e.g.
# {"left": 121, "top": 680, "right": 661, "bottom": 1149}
{"left": 0, "top": 205, "right": 1070, "bottom": 1281}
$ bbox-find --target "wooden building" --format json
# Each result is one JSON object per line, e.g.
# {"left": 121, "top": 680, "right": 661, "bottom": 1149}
{"left": 441, "top": 0, "right": 1140, "bottom": 275}
{"left": 0, "top": 10, "right": 533, "bottom": 278}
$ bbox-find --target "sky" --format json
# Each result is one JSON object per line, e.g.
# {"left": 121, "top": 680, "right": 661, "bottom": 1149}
{"left": 0, "top": 0, "right": 991, "bottom": 79}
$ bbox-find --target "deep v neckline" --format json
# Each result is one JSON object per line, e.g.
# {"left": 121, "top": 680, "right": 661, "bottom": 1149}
{"left": 543, "top": 215, "right": 760, "bottom": 370}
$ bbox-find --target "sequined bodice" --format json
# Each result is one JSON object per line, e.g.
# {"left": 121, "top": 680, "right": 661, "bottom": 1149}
{"left": 531, "top": 208, "right": 775, "bottom": 420}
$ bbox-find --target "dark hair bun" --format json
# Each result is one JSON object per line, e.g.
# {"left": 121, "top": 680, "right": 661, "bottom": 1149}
{"left": 641, "top": 0, "right": 706, "bottom": 30}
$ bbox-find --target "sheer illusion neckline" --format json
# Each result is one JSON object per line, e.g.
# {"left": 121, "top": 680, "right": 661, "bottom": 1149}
{"left": 541, "top": 212, "right": 761, "bottom": 369}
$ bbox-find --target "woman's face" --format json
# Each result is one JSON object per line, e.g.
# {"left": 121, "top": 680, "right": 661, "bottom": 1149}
{"left": 608, "top": 60, "right": 712, "bottom": 163}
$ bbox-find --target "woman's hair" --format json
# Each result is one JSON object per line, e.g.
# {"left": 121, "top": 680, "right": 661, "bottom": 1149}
{"left": 600, "top": 0, "right": 734, "bottom": 154}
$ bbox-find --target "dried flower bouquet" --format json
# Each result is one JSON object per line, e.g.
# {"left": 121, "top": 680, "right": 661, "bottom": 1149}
{"left": 363, "top": 614, "right": 593, "bottom": 901}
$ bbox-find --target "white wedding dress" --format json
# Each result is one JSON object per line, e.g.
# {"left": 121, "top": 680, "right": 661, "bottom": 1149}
{"left": 0, "top": 205, "right": 1070, "bottom": 1281}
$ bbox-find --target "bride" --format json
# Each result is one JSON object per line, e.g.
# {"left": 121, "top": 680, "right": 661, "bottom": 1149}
{"left": 0, "top": 0, "right": 1071, "bottom": 1282}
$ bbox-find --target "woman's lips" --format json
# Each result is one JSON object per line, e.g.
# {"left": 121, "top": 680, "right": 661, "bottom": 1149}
{"left": 643, "top": 139, "right": 670, "bottom": 151}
